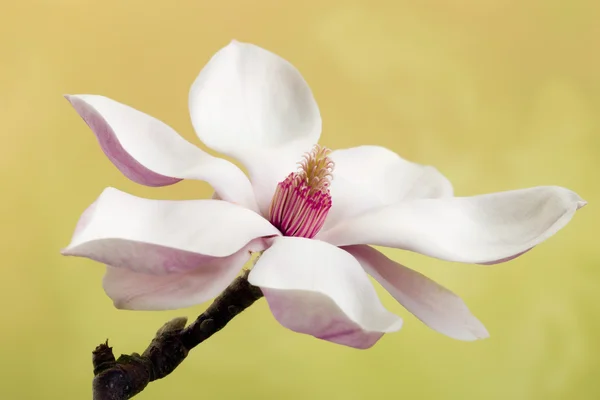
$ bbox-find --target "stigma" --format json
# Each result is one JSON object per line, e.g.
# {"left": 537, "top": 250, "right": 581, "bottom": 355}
{"left": 268, "top": 145, "right": 334, "bottom": 238}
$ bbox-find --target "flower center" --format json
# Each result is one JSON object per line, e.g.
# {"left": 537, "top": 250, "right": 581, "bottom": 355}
{"left": 268, "top": 145, "right": 334, "bottom": 238}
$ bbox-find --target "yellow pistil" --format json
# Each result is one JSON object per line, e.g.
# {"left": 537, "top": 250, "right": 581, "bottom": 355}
{"left": 295, "top": 145, "right": 334, "bottom": 195}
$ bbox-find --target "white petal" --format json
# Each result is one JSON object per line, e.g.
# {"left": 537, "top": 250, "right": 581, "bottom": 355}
{"left": 345, "top": 245, "right": 488, "bottom": 340}
{"left": 320, "top": 186, "right": 585, "bottom": 264}
{"left": 323, "top": 145, "right": 453, "bottom": 230}
{"left": 66, "top": 94, "right": 258, "bottom": 210}
{"left": 189, "top": 40, "right": 321, "bottom": 159}
{"left": 62, "top": 187, "right": 279, "bottom": 272}
{"left": 103, "top": 239, "right": 267, "bottom": 310}
{"left": 189, "top": 41, "right": 321, "bottom": 214}
{"left": 248, "top": 237, "right": 402, "bottom": 349}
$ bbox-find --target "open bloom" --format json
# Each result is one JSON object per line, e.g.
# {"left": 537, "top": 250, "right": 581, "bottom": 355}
{"left": 62, "top": 41, "right": 586, "bottom": 349}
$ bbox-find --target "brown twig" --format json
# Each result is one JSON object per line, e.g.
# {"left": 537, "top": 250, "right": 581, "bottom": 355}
{"left": 91, "top": 270, "right": 263, "bottom": 400}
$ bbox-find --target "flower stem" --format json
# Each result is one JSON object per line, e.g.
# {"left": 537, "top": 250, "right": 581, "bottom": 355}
{"left": 91, "top": 270, "right": 263, "bottom": 400}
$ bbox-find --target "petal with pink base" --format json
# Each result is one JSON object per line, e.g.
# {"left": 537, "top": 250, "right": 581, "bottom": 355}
{"left": 62, "top": 187, "right": 279, "bottom": 273}
{"left": 248, "top": 236, "right": 402, "bottom": 349}
{"left": 260, "top": 288, "right": 387, "bottom": 348}
{"left": 345, "top": 245, "right": 488, "bottom": 340}
{"left": 66, "top": 94, "right": 258, "bottom": 210}
{"left": 103, "top": 240, "right": 268, "bottom": 310}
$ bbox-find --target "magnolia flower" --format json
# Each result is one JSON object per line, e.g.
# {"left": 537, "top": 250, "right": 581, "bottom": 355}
{"left": 62, "top": 41, "right": 585, "bottom": 349}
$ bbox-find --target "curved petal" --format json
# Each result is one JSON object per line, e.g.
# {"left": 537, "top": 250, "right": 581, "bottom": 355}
{"left": 61, "top": 187, "right": 279, "bottom": 272}
{"left": 248, "top": 237, "right": 402, "bottom": 349}
{"left": 188, "top": 41, "right": 321, "bottom": 214}
{"left": 323, "top": 146, "right": 453, "bottom": 230}
{"left": 189, "top": 40, "right": 321, "bottom": 160}
{"left": 320, "top": 186, "right": 586, "bottom": 264}
{"left": 345, "top": 245, "right": 488, "bottom": 341}
{"left": 103, "top": 239, "right": 269, "bottom": 310}
{"left": 66, "top": 94, "right": 258, "bottom": 210}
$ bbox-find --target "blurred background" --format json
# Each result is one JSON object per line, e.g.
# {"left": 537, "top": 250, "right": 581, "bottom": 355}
{"left": 1, "top": 0, "right": 599, "bottom": 399}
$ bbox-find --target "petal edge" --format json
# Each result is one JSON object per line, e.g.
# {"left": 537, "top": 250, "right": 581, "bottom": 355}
{"left": 66, "top": 94, "right": 258, "bottom": 210}
{"left": 248, "top": 237, "right": 402, "bottom": 348}
{"left": 62, "top": 188, "right": 279, "bottom": 273}
{"left": 321, "top": 186, "right": 585, "bottom": 264}
{"left": 346, "top": 245, "right": 488, "bottom": 341}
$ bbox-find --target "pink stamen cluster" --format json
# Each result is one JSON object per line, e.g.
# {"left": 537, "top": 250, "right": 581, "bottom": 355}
{"left": 269, "top": 145, "right": 334, "bottom": 238}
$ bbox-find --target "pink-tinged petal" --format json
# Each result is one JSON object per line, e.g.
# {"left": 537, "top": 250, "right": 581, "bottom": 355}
{"left": 345, "top": 245, "right": 488, "bottom": 341}
{"left": 103, "top": 239, "right": 269, "bottom": 310}
{"left": 259, "top": 288, "right": 386, "bottom": 349}
{"left": 248, "top": 237, "right": 402, "bottom": 349}
{"left": 322, "top": 145, "right": 453, "bottom": 231}
{"left": 320, "top": 186, "right": 585, "bottom": 264}
{"left": 479, "top": 249, "right": 532, "bottom": 265}
{"left": 66, "top": 94, "right": 258, "bottom": 211}
{"left": 62, "top": 187, "right": 279, "bottom": 273}
{"left": 188, "top": 41, "right": 321, "bottom": 214}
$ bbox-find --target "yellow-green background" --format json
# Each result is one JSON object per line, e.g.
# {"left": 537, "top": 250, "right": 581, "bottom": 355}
{"left": 2, "top": 0, "right": 598, "bottom": 399}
